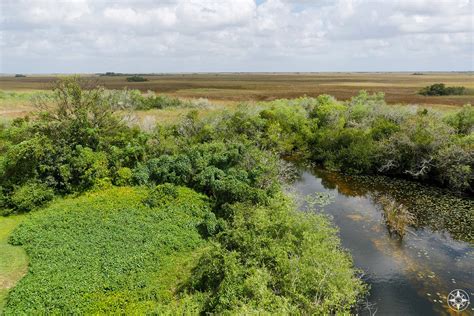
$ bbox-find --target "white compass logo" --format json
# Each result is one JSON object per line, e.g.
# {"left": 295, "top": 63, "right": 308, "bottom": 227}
{"left": 447, "top": 289, "right": 470, "bottom": 312}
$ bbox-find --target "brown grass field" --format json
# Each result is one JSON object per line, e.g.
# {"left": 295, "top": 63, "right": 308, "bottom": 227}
{"left": 1, "top": 72, "right": 473, "bottom": 122}
{"left": 1, "top": 72, "right": 473, "bottom": 104}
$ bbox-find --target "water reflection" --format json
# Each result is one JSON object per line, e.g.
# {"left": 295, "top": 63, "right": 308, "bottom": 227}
{"left": 291, "top": 167, "right": 474, "bottom": 316}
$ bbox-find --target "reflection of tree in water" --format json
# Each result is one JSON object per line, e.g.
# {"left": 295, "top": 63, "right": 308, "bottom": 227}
{"left": 309, "top": 167, "right": 474, "bottom": 243}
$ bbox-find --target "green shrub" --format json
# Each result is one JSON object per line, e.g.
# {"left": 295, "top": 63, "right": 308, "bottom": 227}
{"left": 126, "top": 75, "right": 148, "bottom": 82}
{"left": 370, "top": 117, "right": 400, "bottom": 140}
{"left": 10, "top": 182, "right": 54, "bottom": 212}
{"left": 114, "top": 167, "right": 133, "bottom": 186}
{"left": 136, "top": 141, "right": 279, "bottom": 206}
{"left": 188, "top": 196, "right": 366, "bottom": 314}
{"left": 308, "top": 94, "right": 347, "bottom": 128}
{"left": 0, "top": 77, "right": 148, "bottom": 199}
{"left": 419, "top": 83, "right": 466, "bottom": 96}
{"left": 445, "top": 104, "right": 474, "bottom": 135}
{"left": 136, "top": 94, "right": 185, "bottom": 110}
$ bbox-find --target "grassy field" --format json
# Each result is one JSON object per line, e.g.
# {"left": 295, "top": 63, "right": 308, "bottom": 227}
{"left": 0, "top": 215, "right": 28, "bottom": 312}
{"left": 3, "top": 186, "right": 212, "bottom": 314}
{"left": 1, "top": 72, "right": 473, "bottom": 107}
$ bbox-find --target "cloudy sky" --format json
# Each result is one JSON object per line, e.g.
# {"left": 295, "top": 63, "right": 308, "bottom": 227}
{"left": 1, "top": 0, "right": 473, "bottom": 73}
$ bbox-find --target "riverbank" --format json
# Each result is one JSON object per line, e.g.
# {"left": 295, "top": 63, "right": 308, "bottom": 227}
{"left": 291, "top": 165, "right": 473, "bottom": 315}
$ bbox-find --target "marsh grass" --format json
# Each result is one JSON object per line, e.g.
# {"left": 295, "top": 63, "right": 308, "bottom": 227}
{"left": 1, "top": 73, "right": 473, "bottom": 106}
{"left": 378, "top": 196, "right": 415, "bottom": 238}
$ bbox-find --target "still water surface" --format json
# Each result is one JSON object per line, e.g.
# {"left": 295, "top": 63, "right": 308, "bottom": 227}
{"left": 291, "top": 167, "right": 473, "bottom": 315}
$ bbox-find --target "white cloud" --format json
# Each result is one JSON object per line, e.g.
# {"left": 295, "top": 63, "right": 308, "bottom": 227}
{"left": 0, "top": 0, "right": 472, "bottom": 72}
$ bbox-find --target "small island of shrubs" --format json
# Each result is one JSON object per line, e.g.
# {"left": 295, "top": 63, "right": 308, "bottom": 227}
{"left": 126, "top": 75, "right": 148, "bottom": 82}
{"left": 419, "top": 83, "right": 466, "bottom": 96}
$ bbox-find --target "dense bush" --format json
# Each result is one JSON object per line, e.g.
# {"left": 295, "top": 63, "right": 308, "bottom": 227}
{"left": 10, "top": 182, "right": 54, "bottom": 212}
{"left": 257, "top": 92, "right": 473, "bottom": 191}
{"left": 133, "top": 141, "right": 280, "bottom": 207}
{"left": 188, "top": 196, "right": 366, "bottom": 314}
{"left": 444, "top": 104, "right": 474, "bottom": 135}
{"left": 419, "top": 83, "right": 466, "bottom": 96}
{"left": 0, "top": 78, "right": 148, "bottom": 211}
{"left": 4, "top": 186, "right": 365, "bottom": 314}
{"left": 126, "top": 75, "right": 148, "bottom": 82}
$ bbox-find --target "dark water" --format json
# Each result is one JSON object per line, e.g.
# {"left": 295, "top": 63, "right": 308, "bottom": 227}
{"left": 291, "top": 167, "right": 474, "bottom": 316}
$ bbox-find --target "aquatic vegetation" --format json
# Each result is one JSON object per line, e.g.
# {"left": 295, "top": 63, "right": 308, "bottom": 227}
{"left": 362, "top": 176, "right": 473, "bottom": 243}
{"left": 4, "top": 186, "right": 212, "bottom": 314}
{"left": 302, "top": 192, "right": 335, "bottom": 212}
{"left": 310, "top": 169, "right": 473, "bottom": 243}
{"left": 378, "top": 195, "right": 416, "bottom": 238}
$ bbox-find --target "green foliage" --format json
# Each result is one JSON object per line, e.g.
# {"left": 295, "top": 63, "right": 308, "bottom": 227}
{"left": 370, "top": 117, "right": 400, "bottom": 141}
{"left": 107, "top": 89, "right": 209, "bottom": 111}
{"left": 137, "top": 141, "right": 280, "bottom": 207}
{"left": 259, "top": 103, "right": 315, "bottom": 155}
{"left": 445, "top": 104, "right": 474, "bottom": 135}
{"left": 135, "top": 93, "right": 184, "bottom": 110}
{"left": 188, "top": 196, "right": 366, "bottom": 314}
{"left": 312, "top": 127, "right": 377, "bottom": 174}
{"left": 419, "top": 83, "right": 466, "bottom": 96}
{"left": 126, "top": 75, "right": 148, "bottom": 82}
{"left": 0, "top": 77, "right": 148, "bottom": 206}
{"left": 3, "top": 79, "right": 472, "bottom": 313}
{"left": 308, "top": 94, "right": 347, "bottom": 128}
{"left": 10, "top": 182, "right": 54, "bottom": 212}
{"left": 0, "top": 186, "right": 8, "bottom": 211}
{"left": 5, "top": 186, "right": 212, "bottom": 314}
{"left": 114, "top": 167, "right": 133, "bottom": 186}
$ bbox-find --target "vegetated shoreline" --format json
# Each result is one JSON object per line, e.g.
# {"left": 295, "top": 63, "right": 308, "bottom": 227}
{"left": 0, "top": 77, "right": 472, "bottom": 313}
{"left": 0, "top": 78, "right": 367, "bottom": 314}
{"left": 290, "top": 159, "right": 473, "bottom": 243}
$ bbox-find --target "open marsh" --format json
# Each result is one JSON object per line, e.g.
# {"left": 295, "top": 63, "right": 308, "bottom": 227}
{"left": 1, "top": 72, "right": 473, "bottom": 107}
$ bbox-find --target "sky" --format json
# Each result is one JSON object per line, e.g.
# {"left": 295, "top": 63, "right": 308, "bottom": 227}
{"left": 0, "top": 0, "right": 473, "bottom": 73}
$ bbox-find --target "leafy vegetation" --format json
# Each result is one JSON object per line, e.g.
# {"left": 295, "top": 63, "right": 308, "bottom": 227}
{"left": 1, "top": 77, "right": 473, "bottom": 313}
{"left": 160, "top": 92, "right": 472, "bottom": 192}
{"left": 110, "top": 89, "right": 211, "bottom": 110}
{"left": 5, "top": 186, "right": 213, "bottom": 314}
{"left": 188, "top": 197, "right": 365, "bottom": 314}
{"left": 0, "top": 215, "right": 28, "bottom": 311}
{"left": 1, "top": 78, "right": 367, "bottom": 313}
{"left": 126, "top": 75, "right": 148, "bottom": 82}
{"left": 419, "top": 83, "right": 466, "bottom": 96}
